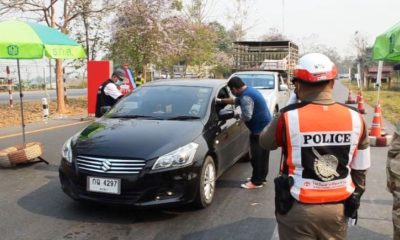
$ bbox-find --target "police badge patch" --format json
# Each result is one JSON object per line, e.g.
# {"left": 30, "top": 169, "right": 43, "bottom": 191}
{"left": 312, "top": 147, "right": 340, "bottom": 181}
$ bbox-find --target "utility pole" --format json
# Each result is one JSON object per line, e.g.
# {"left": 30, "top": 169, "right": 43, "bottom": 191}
{"left": 282, "top": 0, "right": 285, "bottom": 34}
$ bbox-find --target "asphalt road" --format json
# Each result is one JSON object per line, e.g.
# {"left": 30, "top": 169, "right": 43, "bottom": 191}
{"left": 0, "top": 81, "right": 394, "bottom": 240}
{"left": 0, "top": 88, "right": 87, "bottom": 103}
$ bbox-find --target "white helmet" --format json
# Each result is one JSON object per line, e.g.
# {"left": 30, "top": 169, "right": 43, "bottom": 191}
{"left": 293, "top": 53, "right": 337, "bottom": 83}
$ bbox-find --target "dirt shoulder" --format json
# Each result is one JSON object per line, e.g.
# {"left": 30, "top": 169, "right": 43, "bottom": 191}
{"left": 0, "top": 97, "right": 88, "bottom": 128}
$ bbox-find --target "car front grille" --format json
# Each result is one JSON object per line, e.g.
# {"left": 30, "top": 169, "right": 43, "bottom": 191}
{"left": 76, "top": 155, "right": 146, "bottom": 174}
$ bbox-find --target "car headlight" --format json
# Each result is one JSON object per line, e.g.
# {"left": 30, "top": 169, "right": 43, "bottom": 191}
{"left": 61, "top": 137, "right": 73, "bottom": 163}
{"left": 152, "top": 143, "right": 199, "bottom": 170}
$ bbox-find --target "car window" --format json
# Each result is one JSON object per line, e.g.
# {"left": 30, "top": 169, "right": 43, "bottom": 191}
{"left": 215, "top": 86, "right": 235, "bottom": 114}
{"left": 235, "top": 74, "right": 275, "bottom": 89}
{"left": 108, "top": 85, "right": 212, "bottom": 119}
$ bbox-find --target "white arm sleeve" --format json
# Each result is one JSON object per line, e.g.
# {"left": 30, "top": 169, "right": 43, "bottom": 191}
{"left": 104, "top": 83, "right": 122, "bottom": 100}
{"left": 351, "top": 147, "right": 371, "bottom": 170}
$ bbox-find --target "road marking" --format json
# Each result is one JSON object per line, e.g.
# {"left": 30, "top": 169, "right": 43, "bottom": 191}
{"left": 270, "top": 225, "right": 279, "bottom": 240}
{"left": 0, "top": 120, "right": 92, "bottom": 140}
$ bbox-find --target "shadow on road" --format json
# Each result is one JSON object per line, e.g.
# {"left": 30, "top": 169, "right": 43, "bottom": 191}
{"left": 174, "top": 217, "right": 276, "bottom": 240}
{"left": 216, "top": 179, "right": 243, "bottom": 188}
{"left": 17, "top": 178, "right": 181, "bottom": 224}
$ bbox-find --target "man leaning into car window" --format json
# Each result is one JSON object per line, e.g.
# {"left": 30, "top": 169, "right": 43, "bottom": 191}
{"left": 216, "top": 76, "right": 272, "bottom": 189}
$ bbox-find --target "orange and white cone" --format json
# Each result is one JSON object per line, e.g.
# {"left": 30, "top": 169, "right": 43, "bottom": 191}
{"left": 357, "top": 93, "right": 366, "bottom": 114}
{"left": 345, "top": 90, "right": 356, "bottom": 104}
{"left": 368, "top": 104, "right": 392, "bottom": 147}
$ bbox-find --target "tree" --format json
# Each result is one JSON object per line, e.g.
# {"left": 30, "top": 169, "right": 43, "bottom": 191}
{"left": 0, "top": 2, "right": 11, "bottom": 17}
{"left": 72, "top": 0, "right": 115, "bottom": 61}
{"left": 208, "top": 21, "right": 234, "bottom": 78}
{"left": 0, "top": 0, "right": 113, "bottom": 113}
{"left": 260, "top": 27, "right": 288, "bottom": 41}
{"left": 226, "top": 0, "right": 251, "bottom": 41}
{"left": 353, "top": 31, "right": 370, "bottom": 88}
{"left": 109, "top": 0, "right": 176, "bottom": 73}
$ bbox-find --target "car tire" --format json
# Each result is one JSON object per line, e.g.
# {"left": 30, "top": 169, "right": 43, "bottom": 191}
{"left": 193, "top": 156, "right": 216, "bottom": 209}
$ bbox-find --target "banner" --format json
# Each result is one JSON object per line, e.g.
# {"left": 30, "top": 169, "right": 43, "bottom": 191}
{"left": 120, "top": 64, "right": 136, "bottom": 95}
{"left": 87, "top": 60, "right": 113, "bottom": 114}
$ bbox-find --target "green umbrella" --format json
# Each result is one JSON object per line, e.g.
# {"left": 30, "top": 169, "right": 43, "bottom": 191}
{"left": 0, "top": 20, "right": 86, "bottom": 146}
{"left": 372, "top": 21, "right": 400, "bottom": 61}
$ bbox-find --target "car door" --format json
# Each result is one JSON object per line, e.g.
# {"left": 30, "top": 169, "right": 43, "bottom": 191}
{"left": 212, "top": 86, "right": 248, "bottom": 174}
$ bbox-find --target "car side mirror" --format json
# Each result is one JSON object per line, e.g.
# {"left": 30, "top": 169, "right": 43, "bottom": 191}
{"left": 218, "top": 109, "right": 235, "bottom": 120}
{"left": 279, "top": 84, "right": 289, "bottom": 91}
{"left": 100, "top": 106, "right": 111, "bottom": 115}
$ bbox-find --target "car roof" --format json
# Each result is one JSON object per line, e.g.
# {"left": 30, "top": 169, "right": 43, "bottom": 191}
{"left": 232, "top": 71, "right": 277, "bottom": 75}
{"left": 144, "top": 79, "right": 228, "bottom": 88}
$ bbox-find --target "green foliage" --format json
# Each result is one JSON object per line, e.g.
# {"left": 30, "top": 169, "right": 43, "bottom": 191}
{"left": 108, "top": 0, "right": 235, "bottom": 77}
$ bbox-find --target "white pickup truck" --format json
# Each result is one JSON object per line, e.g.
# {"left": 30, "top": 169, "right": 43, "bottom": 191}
{"left": 228, "top": 71, "right": 291, "bottom": 116}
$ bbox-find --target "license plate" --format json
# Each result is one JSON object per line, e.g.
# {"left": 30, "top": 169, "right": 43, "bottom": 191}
{"left": 87, "top": 177, "right": 121, "bottom": 194}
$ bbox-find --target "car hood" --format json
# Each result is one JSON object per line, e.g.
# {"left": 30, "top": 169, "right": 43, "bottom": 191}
{"left": 73, "top": 118, "right": 203, "bottom": 160}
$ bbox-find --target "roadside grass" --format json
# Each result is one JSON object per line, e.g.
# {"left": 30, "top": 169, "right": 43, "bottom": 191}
{"left": 0, "top": 97, "right": 87, "bottom": 128}
{"left": 342, "top": 80, "right": 400, "bottom": 124}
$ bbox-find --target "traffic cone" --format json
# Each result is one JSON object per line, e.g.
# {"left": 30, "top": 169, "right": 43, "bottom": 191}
{"left": 369, "top": 105, "right": 381, "bottom": 137}
{"left": 356, "top": 91, "right": 361, "bottom": 103}
{"left": 345, "top": 90, "right": 356, "bottom": 104}
{"left": 357, "top": 93, "right": 365, "bottom": 114}
{"left": 368, "top": 103, "right": 393, "bottom": 147}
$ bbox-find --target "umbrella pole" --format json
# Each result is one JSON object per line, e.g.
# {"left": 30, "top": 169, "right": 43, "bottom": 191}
{"left": 17, "top": 59, "right": 26, "bottom": 147}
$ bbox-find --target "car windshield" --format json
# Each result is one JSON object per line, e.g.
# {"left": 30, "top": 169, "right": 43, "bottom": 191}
{"left": 107, "top": 85, "right": 212, "bottom": 119}
{"left": 236, "top": 74, "right": 275, "bottom": 89}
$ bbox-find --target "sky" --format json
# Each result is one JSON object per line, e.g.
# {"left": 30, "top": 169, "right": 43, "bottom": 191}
{"left": 204, "top": 0, "right": 400, "bottom": 57}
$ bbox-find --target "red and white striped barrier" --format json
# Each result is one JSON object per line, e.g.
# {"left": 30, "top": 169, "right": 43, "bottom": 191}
{"left": 41, "top": 97, "right": 49, "bottom": 123}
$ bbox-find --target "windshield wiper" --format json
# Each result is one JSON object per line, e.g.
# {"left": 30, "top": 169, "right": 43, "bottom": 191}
{"left": 109, "top": 115, "right": 162, "bottom": 120}
{"left": 167, "top": 116, "right": 201, "bottom": 120}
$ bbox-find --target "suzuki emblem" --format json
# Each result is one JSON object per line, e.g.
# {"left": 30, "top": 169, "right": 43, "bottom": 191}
{"left": 102, "top": 159, "right": 112, "bottom": 172}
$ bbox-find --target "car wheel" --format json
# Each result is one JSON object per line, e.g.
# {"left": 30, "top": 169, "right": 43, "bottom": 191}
{"left": 193, "top": 156, "right": 216, "bottom": 208}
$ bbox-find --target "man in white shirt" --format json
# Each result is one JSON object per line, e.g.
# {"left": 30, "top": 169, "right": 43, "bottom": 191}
{"left": 95, "top": 68, "right": 126, "bottom": 117}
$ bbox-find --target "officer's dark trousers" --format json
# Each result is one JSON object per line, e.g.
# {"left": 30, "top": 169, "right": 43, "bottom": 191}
{"left": 276, "top": 201, "right": 348, "bottom": 240}
{"left": 250, "top": 134, "right": 269, "bottom": 185}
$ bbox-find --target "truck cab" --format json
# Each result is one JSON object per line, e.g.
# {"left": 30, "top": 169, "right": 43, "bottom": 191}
{"left": 228, "top": 71, "right": 290, "bottom": 116}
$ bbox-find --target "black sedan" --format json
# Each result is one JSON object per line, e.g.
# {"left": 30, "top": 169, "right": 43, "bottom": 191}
{"left": 59, "top": 79, "right": 250, "bottom": 208}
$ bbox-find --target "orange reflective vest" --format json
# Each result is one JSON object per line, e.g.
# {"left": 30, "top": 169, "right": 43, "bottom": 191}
{"left": 277, "top": 103, "right": 368, "bottom": 204}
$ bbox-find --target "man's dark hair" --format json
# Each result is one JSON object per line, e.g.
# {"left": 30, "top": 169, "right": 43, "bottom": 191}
{"left": 228, "top": 76, "right": 245, "bottom": 89}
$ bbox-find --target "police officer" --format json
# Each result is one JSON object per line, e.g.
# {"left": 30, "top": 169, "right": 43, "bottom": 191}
{"left": 95, "top": 68, "right": 125, "bottom": 117}
{"left": 217, "top": 76, "right": 271, "bottom": 189}
{"left": 260, "top": 53, "right": 370, "bottom": 239}
{"left": 387, "top": 122, "right": 400, "bottom": 240}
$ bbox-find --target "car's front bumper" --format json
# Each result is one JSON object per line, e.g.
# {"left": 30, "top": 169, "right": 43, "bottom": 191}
{"left": 58, "top": 158, "right": 201, "bottom": 207}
